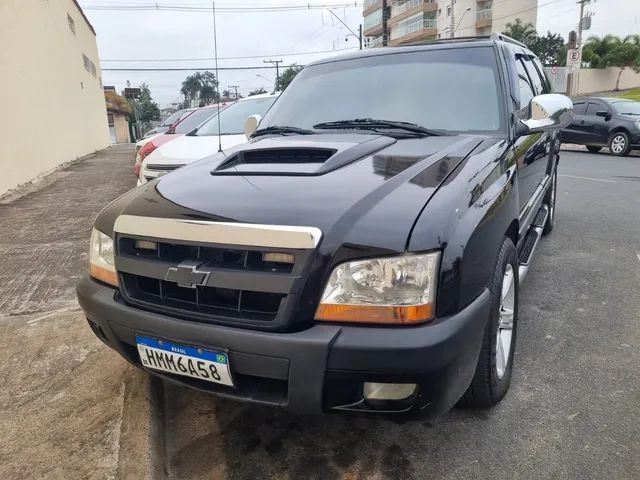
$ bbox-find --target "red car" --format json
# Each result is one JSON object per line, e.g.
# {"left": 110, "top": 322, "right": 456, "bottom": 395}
{"left": 134, "top": 105, "right": 227, "bottom": 177}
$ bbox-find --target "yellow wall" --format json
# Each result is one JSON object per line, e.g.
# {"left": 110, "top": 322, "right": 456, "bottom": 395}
{"left": 0, "top": 0, "right": 110, "bottom": 196}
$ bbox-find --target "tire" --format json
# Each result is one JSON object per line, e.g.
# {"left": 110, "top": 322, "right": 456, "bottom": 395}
{"left": 542, "top": 168, "right": 557, "bottom": 236}
{"left": 586, "top": 146, "right": 602, "bottom": 153}
{"left": 608, "top": 131, "right": 631, "bottom": 156}
{"left": 459, "top": 237, "right": 519, "bottom": 408}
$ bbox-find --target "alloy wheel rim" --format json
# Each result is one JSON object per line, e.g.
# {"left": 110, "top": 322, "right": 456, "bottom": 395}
{"left": 611, "top": 135, "right": 626, "bottom": 154}
{"left": 496, "top": 264, "right": 515, "bottom": 379}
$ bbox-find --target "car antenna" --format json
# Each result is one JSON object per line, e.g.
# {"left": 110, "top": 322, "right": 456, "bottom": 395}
{"left": 212, "top": 1, "right": 223, "bottom": 154}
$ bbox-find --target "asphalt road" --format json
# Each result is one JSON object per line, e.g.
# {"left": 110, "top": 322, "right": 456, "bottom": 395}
{"left": 160, "top": 150, "right": 640, "bottom": 480}
{"left": 0, "top": 148, "right": 638, "bottom": 479}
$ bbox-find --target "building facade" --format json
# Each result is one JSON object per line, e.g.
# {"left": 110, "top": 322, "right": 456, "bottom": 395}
{"left": 364, "top": 0, "right": 538, "bottom": 47}
{"left": 0, "top": 0, "right": 110, "bottom": 197}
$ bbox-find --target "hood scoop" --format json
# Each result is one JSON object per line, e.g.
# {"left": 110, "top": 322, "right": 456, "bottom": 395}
{"left": 211, "top": 135, "right": 395, "bottom": 176}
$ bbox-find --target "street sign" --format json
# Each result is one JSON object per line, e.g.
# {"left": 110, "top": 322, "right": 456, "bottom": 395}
{"left": 567, "top": 49, "right": 581, "bottom": 74}
{"left": 551, "top": 66, "right": 559, "bottom": 75}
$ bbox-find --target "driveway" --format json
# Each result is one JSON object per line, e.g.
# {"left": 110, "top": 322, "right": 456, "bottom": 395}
{"left": 0, "top": 147, "right": 638, "bottom": 479}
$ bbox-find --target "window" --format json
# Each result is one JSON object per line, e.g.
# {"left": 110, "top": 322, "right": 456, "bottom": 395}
{"left": 446, "top": 5, "right": 452, "bottom": 16}
{"left": 532, "top": 57, "right": 551, "bottom": 92}
{"left": 260, "top": 47, "right": 506, "bottom": 134}
{"left": 83, "top": 54, "right": 91, "bottom": 72}
{"left": 523, "top": 58, "right": 544, "bottom": 95}
{"left": 196, "top": 97, "right": 278, "bottom": 136}
{"left": 107, "top": 113, "right": 115, "bottom": 126}
{"left": 67, "top": 14, "right": 75, "bottom": 35}
{"left": 586, "top": 102, "right": 603, "bottom": 116}
{"left": 572, "top": 102, "right": 586, "bottom": 115}
{"left": 90, "top": 61, "right": 97, "bottom": 77}
{"left": 516, "top": 60, "right": 534, "bottom": 110}
{"left": 173, "top": 108, "right": 218, "bottom": 134}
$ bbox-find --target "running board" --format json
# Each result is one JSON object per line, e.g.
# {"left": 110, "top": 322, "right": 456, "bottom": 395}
{"left": 518, "top": 204, "right": 549, "bottom": 282}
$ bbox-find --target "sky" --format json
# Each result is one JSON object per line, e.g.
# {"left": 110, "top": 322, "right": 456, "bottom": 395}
{"left": 79, "top": 0, "right": 640, "bottom": 108}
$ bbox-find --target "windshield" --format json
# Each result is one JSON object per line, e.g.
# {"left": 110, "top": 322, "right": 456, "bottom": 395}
{"left": 611, "top": 100, "right": 640, "bottom": 115}
{"left": 161, "top": 109, "right": 185, "bottom": 126}
{"left": 196, "top": 97, "right": 277, "bottom": 136}
{"left": 260, "top": 47, "right": 504, "bottom": 134}
{"left": 173, "top": 108, "right": 218, "bottom": 134}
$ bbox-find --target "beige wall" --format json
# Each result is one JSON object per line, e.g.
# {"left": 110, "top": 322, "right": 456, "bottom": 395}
{"left": 578, "top": 67, "right": 640, "bottom": 95}
{"left": 435, "top": 0, "right": 538, "bottom": 38}
{"left": 0, "top": 0, "right": 110, "bottom": 196}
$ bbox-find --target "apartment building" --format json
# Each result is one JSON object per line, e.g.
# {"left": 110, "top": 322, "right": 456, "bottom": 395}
{"left": 364, "top": 0, "right": 538, "bottom": 47}
{"left": 0, "top": 0, "right": 109, "bottom": 196}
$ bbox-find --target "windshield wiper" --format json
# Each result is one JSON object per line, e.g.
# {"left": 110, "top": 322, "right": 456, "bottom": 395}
{"left": 252, "top": 125, "right": 314, "bottom": 137}
{"left": 313, "top": 118, "right": 444, "bottom": 136}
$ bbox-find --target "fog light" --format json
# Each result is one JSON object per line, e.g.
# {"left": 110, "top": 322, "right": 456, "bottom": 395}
{"left": 363, "top": 383, "right": 417, "bottom": 401}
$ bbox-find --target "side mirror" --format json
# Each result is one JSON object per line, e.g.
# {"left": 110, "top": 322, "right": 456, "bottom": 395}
{"left": 244, "top": 114, "right": 262, "bottom": 139}
{"left": 520, "top": 94, "right": 574, "bottom": 134}
{"left": 596, "top": 110, "right": 612, "bottom": 120}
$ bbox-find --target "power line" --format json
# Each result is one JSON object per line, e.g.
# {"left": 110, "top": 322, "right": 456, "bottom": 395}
{"left": 82, "top": 3, "right": 362, "bottom": 13}
{"left": 101, "top": 46, "right": 358, "bottom": 62}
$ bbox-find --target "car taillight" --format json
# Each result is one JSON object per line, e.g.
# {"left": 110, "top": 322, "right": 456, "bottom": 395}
{"left": 138, "top": 142, "right": 157, "bottom": 162}
{"left": 133, "top": 162, "right": 141, "bottom": 176}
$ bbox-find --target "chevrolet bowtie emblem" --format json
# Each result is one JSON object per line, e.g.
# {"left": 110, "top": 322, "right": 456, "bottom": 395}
{"left": 165, "top": 261, "right": 210, "bottom": 289}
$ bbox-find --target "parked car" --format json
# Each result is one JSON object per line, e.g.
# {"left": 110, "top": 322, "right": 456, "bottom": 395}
{"left": 142, "top": 108, "right": 193, "bottom": 139}
{"left": 560, "top": 96, "right": 640, "bottom": 156}
{"left": 133, "top": 104, "right": 225, "bottom": 177}
{"left": 138, "top": 92, "right": 279, "bottom": 185}
{"left": 77, "top": 34, "right": 572, "bottom": 418}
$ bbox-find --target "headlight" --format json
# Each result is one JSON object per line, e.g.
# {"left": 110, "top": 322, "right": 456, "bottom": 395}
{"left": 89, "top": 228, "right": 118, "bottom": 287}
{"left": 315, "top": 252, "right": 440, "bottom": 324}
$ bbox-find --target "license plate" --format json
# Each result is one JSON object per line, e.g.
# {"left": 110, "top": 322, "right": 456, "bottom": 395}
{"left": 136, "top": 335, "right": 233, "bottom": 387}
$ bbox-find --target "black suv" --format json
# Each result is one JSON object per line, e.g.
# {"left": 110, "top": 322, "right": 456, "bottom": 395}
{"left": 77, "top": 34, "right": 573, "bottom": 418}
{"left": 560, "top": 96, "right": 640, "bottom": 156}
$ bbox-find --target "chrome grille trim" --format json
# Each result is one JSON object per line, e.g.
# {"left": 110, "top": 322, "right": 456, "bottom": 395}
{"left": 113, "top": 215, "right": 323, "bottom": 249}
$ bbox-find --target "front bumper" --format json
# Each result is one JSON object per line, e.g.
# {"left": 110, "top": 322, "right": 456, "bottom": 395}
{"left": 77, "top": 277, "right": 490, "bottom": 417}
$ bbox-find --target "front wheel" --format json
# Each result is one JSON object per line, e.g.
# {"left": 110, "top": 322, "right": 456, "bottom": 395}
{"left": 609, "top": 131, "right": 631, "bottom": 156}
{"left": 458, "top": 237, "right": 518, "bottom": 408}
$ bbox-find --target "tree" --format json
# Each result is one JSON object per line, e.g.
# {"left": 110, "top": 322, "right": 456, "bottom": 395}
{"left": 248, "top": 87, "right": 267, "bottom": 96}
{"left": 582, "top": 35, "right": 622, "bottom": 68}
{"left": 199, "top": 85, "right": 216, "bottom": 105}
{"left": 276, "top": 64, "right": 303, "bottom": 91}
{"left": 104, "top": 90, "right": 131, "bottom": 115}
{"left": 603, "top": 43, "right": 640, "bottom": 90}
{"left": 136, "top": 83, "right": 160, "bottom": 123}
{"left": 528, "top": 31, "right": 566, "bottom": 66}
{"left": 503, "top": 18, "right": 537, "bottom": 45}
{"left": 181, "top": 74, "right": 202, "bottom": 107}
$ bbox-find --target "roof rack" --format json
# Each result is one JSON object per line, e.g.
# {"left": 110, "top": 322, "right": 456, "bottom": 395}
{"left": 406, "top": 33, "right": 527, "bottom": 49}
{"left": 490, "top": 32, "right": 527, "bottom": 48}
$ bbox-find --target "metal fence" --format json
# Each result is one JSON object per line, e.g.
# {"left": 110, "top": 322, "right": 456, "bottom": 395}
{"left": 544, "top": 66, "right": 568, "bottom": 94}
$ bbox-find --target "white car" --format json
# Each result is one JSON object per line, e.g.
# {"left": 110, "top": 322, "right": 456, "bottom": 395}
{"left": 138, "top": 92, "right": 280, "bottom": 185}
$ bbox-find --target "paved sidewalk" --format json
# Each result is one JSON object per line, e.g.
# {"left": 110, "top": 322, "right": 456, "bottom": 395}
{"left": 0, "top": 145, "right": 154, "bottom": 480}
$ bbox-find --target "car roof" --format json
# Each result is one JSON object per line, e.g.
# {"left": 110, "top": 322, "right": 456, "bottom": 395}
{"left": 235, "top": 91, "right": 281, "bottom": 101}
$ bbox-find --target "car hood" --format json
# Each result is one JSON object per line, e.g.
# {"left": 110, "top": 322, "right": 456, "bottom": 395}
{"left": 114, "top": 133, "right": 482, "bottom": 253}
{"left": 143, "top": 134, "right": 248, "bottom": 166}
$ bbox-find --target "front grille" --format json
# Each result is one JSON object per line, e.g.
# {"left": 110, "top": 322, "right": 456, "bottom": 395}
{"left": 115, "top": 232, "right": 312, "bottom": 329}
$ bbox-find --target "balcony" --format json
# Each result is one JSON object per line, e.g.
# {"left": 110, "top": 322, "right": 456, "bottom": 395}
{"left": 476, "top": 8, "right": 492, "bottom": 29}
{"left": 363, "top": 0, "right": 383, "bottom": 16}
{"left": 389, "top": 0, "right": 437, "bottom": 25}
{"left": 366, "top": 36, "right": 386, "bottom": 48}
{"left": 389, "top": 17, "right": 437, "bottom": 45}
{"left": 363, "top": 8, "right": 384, "bottom": 36}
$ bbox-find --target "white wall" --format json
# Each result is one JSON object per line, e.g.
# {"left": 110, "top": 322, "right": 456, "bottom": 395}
{"left": 578, "top": 67, "right": 640, "bottom": 95}
{"left": 0, "top": 0, "right": 110, "bottom": 196}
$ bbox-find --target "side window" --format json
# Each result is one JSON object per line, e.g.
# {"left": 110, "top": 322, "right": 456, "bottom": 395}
{"left": 573, "top": 102, "right": 586, "bottom": 115}
{"left": 523, "top": 58, "right": 544, "bottom": 95}
{"left": 532, "top": 57, "right": 551, "bottom": 92}
{"left": 515, "top": 59, "right": 535, "bottom": 110}
{"left": 585, "top": 102, "right": 602, "bottom": 116}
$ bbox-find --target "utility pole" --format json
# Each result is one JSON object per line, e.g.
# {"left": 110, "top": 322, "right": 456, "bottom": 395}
{"left": 573, "top": 0, "right": 591, "bottom": 96}
{"left": 228, "top": 84, "right": 239, "bottom": 100}
{"left": 263, "top": 59, "right": 283, "bottom": 89}
{"left": 325, "top": 8, "right": 362, "bottom": 50}
{"left": 449, "top": 0, "right": 455, "bottom": 38}
{"left": 359, "top": 24, "right": 363, "bottom": 50}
